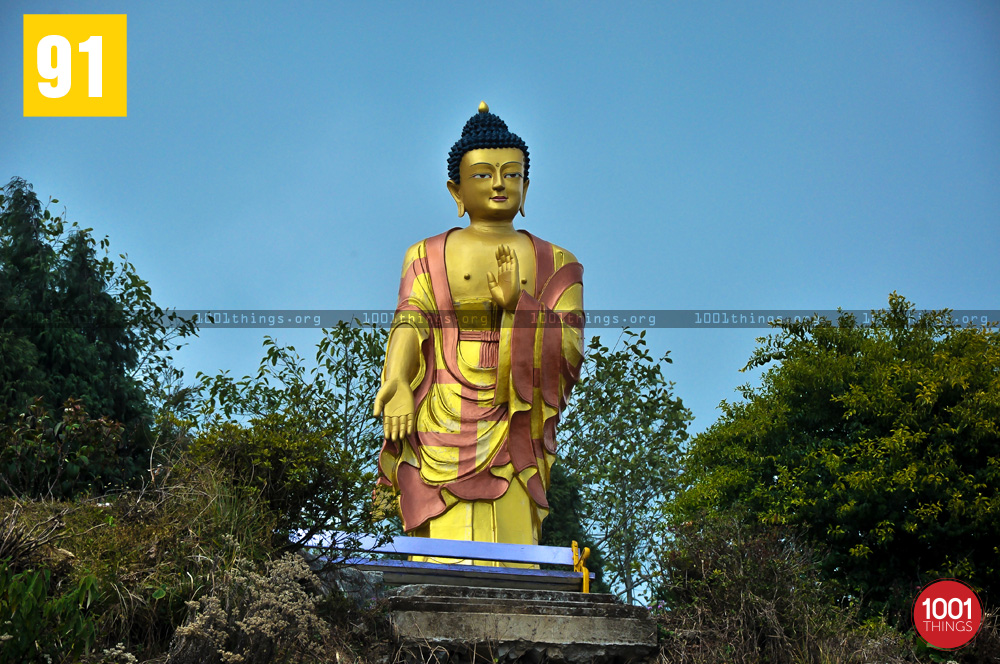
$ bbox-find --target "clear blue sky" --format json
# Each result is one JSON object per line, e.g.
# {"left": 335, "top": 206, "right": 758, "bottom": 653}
{"left": 3, "top": 1, "right": 998, "bottom": 435}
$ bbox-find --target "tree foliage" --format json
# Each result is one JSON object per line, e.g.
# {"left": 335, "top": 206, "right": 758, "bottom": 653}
{"left": 675, "top": 293, "right": 1000, "bottom": 622}
{"left": 539, "top": 463, "right": 610, "bottom": 594}
{"left": 0, "top": 177, "right": 197, "bottom": 494}
{"left": 0, "top": 398, "right": 125, "bottom": 499}
{"left": 191, "top": 322, "right": 392, "bottom": 549}
{"left": 559, "top": 330, "right": 692, "bottom": 604}
{"left": 0, "top": 562, "right": 98, "bottom": 662}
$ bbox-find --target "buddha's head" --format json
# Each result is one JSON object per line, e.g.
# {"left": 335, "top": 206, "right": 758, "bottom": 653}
{"left": 447, "top": 102, "right": 529, "bottom": 221}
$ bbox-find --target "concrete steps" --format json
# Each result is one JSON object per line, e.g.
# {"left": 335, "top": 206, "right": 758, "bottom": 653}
{"left": 387, "top": 584, "right": 657, "bottom": 664}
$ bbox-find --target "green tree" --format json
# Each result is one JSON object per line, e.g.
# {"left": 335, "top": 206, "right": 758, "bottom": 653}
{"left": 559, "top": 330, "right": 692, "bottom": 604}
{"left": 674, "top": 293, "right": 1000, "bottom": 623}
{"left": 192, "top": 322, "right": 391, "bottom": 549}
{"left": 0, "top": 178, "right": 55, "bottom": 412}
{"left": 539, "top": 462, "right": 610, "bottom": 594}
{"left": 0, "top": 176, "right": 196, "bottom": 495}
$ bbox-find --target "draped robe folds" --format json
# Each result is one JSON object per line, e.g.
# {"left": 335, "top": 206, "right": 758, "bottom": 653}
{"left": 376, "top": 228, "right": 584, "bottom": 543}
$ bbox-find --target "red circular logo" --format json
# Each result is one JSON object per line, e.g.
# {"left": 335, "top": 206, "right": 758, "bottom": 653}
{"left": 913, "top": 579, "right": 983, "bottom": 650}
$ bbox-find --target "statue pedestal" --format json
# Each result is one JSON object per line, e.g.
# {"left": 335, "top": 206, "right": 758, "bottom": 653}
{"left": 387, "top": 585, "right": 657, "bottom": 664}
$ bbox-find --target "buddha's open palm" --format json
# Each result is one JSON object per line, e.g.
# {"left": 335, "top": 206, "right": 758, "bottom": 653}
{"left": 487, "top": 244, "right": 521, "bottom": 311}
{"left": 373, "top": 377, "right": 414, "bottom": 442}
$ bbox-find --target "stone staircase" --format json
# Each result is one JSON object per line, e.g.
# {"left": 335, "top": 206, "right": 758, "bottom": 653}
{"left": 387, "top": 584, "right": 657, "bottom": 664}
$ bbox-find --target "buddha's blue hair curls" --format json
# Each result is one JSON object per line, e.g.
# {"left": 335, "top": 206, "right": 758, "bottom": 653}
{"left": 448, "top": 106, "right": 529, "bottom": 183}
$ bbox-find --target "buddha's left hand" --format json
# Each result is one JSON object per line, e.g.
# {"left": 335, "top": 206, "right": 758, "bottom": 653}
{"left": 487, "top": 244, "right": 520, "bottom": 311}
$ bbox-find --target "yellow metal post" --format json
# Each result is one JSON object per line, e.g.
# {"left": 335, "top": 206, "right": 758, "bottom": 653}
{"left": 571, "top": 540, "right": 591, "bottom": 593}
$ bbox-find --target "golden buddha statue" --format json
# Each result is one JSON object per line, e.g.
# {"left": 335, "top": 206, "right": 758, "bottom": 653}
{"left": 372, "top": 102, "right": 584, "bottom": 558}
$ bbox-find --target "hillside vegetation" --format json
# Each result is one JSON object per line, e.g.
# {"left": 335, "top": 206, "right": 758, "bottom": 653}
{"left": 3, "top": 178, "right": 998, "bottom": 663}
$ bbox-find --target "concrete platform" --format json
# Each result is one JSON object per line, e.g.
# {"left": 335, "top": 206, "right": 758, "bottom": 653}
{"left": 386, "top": 585, "right": 657, "bottom": 664}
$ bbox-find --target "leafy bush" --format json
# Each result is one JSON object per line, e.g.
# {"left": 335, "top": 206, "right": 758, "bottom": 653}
{"left": 0, "top": 398, "right": 125, "bottom": 499}
{"left": 676, "top": 294, "right": 1000, "bottom": 623}
{"left": 0, "top": 562, "right": 98, "bottom": 663}
{"left": 192, "top": 323, "right": 391, "bottom": 547}
{"left": 0, "top": 453, "right": 278, "bottom": 659}
{"left": 654, "top": 513, "right": 908, "bottom": 664}
{"left": 82, "top": 463, "right": 276, "bottom": 654}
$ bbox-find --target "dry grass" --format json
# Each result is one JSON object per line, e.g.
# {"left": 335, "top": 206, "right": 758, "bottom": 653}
{"left": 653, "top": 515, "right": 910, "bottom": 664}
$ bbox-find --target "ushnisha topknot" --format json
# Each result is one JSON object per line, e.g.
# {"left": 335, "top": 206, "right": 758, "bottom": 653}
{"left": 447, "top": 101, "right": 529, "bottom": 184}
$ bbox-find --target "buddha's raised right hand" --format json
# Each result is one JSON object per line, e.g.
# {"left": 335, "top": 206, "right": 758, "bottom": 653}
{"left": 373, "top": 377, "right": 415, "bottom": 442}
{"left": 487, "top": 244, "right": 521, "bottom": 311}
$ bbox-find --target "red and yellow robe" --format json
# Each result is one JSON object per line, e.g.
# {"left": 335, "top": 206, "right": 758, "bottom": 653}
{"left": 376, "top": 228, "right": 584, "bottom": 545}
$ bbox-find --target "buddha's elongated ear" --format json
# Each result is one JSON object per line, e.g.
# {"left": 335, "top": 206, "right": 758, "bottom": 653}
{"left": 446, "top": 180, "right": 465, "bottom": 217}
{"left": 519, "top": 179, "right": 529, "bottom": 217}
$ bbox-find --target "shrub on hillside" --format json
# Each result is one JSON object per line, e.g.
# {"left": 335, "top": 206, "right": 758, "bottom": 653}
{"left": 675, "top": 295, "right": 1000, "bottom": 624}
{"left": 167, "top": 553, "right": 331, "bottom": 664}
{"left": 0, "top": 456, "right": 278, "bottom": 659}
{"left": 192, "top": 324, "right": 390, "bottom": 548}
{"left": 0, "top": 398, "right": 125, "bottom": 499}
{"left": 653, "top": 513, "right": 908, "bottom": 664}
{"left": 0, "top": 562, "right": 98, "bottom": 663}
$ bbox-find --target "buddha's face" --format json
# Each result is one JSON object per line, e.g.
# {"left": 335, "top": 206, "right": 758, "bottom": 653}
{"left": 447, "top": 147, "right": 528, "bottom": 222}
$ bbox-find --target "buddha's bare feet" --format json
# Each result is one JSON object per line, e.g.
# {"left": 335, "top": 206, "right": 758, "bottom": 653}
{"left": 487, "top": 244, "right": 521, "bottom": 311}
